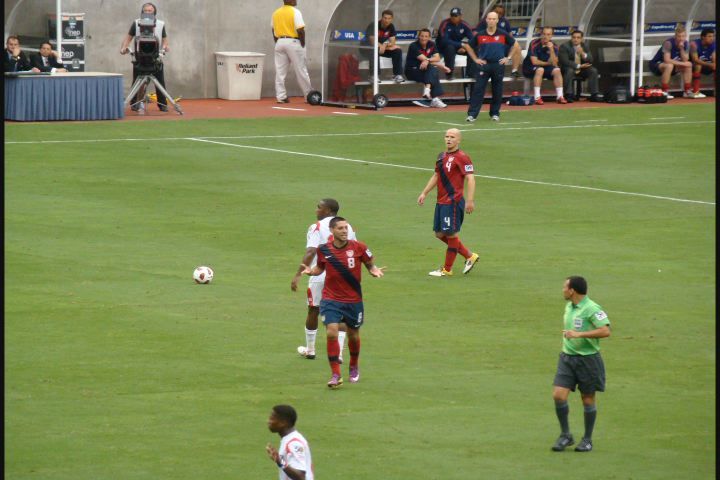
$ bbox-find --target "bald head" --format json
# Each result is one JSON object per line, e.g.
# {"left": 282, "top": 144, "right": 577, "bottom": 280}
{"left": 486, "top": 11, "right": 499, "bottom": 29}
{"left": 445, "top": 129, "right": 461, "bottom": 152}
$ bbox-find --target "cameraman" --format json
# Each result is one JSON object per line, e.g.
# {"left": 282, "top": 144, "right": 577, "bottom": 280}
{"left": 120, "top": 2, "right": 170, "bottom": 112}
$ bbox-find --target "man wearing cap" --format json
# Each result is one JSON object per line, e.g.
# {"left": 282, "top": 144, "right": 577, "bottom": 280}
{"left": 435, "top": 7, "right": 475, "bottom": 80}
{"left": 465, "top": 11, "right": 520, "bottom": 122}
{"left": 271, "top": 0, "right": 314, "bottom": 104}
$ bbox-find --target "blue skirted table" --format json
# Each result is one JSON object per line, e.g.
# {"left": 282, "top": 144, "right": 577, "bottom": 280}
{"left": 4, "top": 72, "right": 124, "bottom": 121}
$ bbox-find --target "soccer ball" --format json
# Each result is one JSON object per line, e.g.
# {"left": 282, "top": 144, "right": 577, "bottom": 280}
{"left": 193, "top": 266, "right": 214, "bottom": 284}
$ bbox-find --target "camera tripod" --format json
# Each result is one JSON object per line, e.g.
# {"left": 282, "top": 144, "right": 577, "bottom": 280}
{"left": 124, "top": 52, "right": 183, "bottom": 115}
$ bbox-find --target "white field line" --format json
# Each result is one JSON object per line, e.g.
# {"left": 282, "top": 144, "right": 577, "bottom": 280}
{"left": 384, "top": 115, "right": 411, "bottom": 120}
{"left": 271, "top": 106, "right": 306, "bottom": 111}
{"left": 574, "top": 119, "right": 608, "bottom": 122}
{"left": 186, "top": 137, "right": 715, "bottom": 206}
{"left": 499, "top": 121, "right": 531, "bottom": 124}
{"left": 651, "top": 116, "right": 685, "bottom": 120}
{"left": 5, "top": 120, "right": 715, "bottom": 145}
{"left": 436, "top": 121, "right": 468, "bottom": 127}
{"left": 332, "top": 111, "right": 360, "bottom": 115}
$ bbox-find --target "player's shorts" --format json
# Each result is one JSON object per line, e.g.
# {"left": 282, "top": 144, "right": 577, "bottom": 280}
{"left": 649, "top": 61, "right": 679, "bottom": 76}
{"left": 553, "top": 352, "right": 606, "bottom": 394}
{"left": 320, "top": 299, "right": 364, "bottom": 329}
{"left": 306, "top": 282, "right": 323, "bottom": 307}
{"left": 433, "top": 199, "right": 465, "bottom": 234}
{"left": 523, "top": 65, "right": 558, "bottom": 80}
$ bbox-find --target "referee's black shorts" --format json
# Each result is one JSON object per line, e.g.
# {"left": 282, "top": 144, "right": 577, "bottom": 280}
{"left": 553, "top": 352, "right": 606, "bottom": 394}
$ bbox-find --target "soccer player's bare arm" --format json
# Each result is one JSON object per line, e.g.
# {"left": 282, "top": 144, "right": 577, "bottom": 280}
{"left": 301, "top": 264, "right": 325, "bottom": 276}
{"left": 563, "top": 325, "right": 611, "bottom": 339}
{"left": 364, "top": 260, "right": 386, "bottom": 277}
{"left": 291, "top": 246, "right": 317, "bottom": 291}
{"left": 418, "top": 173, "right": 439, "bottom": 205}
{"left": 465, "top": 174, "right": 476, "bottom": 213}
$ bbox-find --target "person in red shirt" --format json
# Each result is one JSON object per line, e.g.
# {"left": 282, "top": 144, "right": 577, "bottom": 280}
{"left": 417, "top": 129, "right": 479, "bottom": 277}
{"left": 301, "top": 217, "right": 384, "bottom": 388}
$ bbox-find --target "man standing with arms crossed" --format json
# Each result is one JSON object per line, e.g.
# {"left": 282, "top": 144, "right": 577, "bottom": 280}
{"left": 301, "top": 217, "right": 384, "bottom": 388}
{"left": 552, "top": 276, "right": 611, "bottom": 453}
{"left": 417, "top": 129, "right": 479, "bottom": 277}
{"left": 291, "top": 199, "right": 356, "bottom": 361}
{"left": 271, "top": 0, "right": 314, "bottom": 104}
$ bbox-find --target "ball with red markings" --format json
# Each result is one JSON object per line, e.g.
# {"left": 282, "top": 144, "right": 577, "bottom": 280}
{"left": 193, "top": 266, "right": 214, "bottom": 284}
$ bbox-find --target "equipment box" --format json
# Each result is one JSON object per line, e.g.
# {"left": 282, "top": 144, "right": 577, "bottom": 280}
{"left": 49, "top": 40, "right": 85, "bottom": 72}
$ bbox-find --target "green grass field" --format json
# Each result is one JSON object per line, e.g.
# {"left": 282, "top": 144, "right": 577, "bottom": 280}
{"left": 5, "top": 103, "right": 715, "bottom": 479}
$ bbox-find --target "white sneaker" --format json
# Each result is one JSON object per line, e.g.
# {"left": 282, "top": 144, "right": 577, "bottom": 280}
{"left": 393, "top": 75, "right": 405, "bottom": 83}
{"left": 465, "top": 115, "right": 476, "bottom": 123}
{"left": 430, "top": 97, "right": 447, "bottom": 108}
{"left": 412, "top": 100, "right": 431, "bottom": 108}
{"left": 428, "top": 268, "right": 452, "bottom": 277}
{"left": 422, "top": 87, "right": 432, "bottom": 100}
{"left": 683, "top": 90, "right": 694, "bottom": 98}
{"left": 297, "top": 346, "right": 316, "bottom": 359}
{"left": 490, "top": 115, "right": 500, "bottom": 121}
{"left": 462, "top": 253, "right": 480, "bottom": 274}
{"left": 691, "top": 91, "right": 707, "bottom": 98}
{"left": 663, "top": 91, "right": 674, "bottom": 99}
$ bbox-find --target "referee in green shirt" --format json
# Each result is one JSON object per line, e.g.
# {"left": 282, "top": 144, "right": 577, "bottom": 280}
{"left": 551, "top": 276, "right": 611, "bottom": 452}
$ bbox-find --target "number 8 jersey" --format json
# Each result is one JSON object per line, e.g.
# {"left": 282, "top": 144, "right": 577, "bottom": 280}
{"left": 317, "top": 240, "right": 373, "bottom": 303}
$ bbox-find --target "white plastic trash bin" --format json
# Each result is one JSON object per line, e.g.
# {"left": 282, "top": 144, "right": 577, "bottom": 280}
{"left": 215, "top": 51, "right": 266, "bottom": 100}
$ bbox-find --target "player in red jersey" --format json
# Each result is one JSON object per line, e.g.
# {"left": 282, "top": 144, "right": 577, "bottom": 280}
{"left": 417, "top": 128, "right": 479, "bottom": 277}
{"left": 301, "top": 217, "right": 384, "bottom": 388}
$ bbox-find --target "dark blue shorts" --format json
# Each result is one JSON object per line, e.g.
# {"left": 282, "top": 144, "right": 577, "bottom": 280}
{"left": 649, "top": 61, "right": 677, "bottom": 76}
{"left": 320, "top": 299, "right": 364, "bottom": 329}
{"left": 523, "top": 65, "right": 558, "bottom": 80}
{"left": 433, "top": 199, "right": 465, "bottom": 234}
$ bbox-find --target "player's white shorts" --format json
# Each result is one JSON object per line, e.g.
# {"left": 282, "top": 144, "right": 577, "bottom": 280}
{"left": 307, "top": 281, "right": 324, "bottom": 307}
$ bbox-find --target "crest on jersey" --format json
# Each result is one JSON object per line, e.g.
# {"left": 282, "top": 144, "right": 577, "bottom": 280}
{"left": 346, "top": 250, "right": 354, "bottom": 257}
{"left": 448, "top": 156, "right": 455, "bottom": 162}
{"left": 495, "top": 35, "right": 499, "bottom": 40}
{"left": 464, "top": 165, "right": 474, "bottom": 172}
{"left": 573, "top": 317, "right": 583, "bottom": 329}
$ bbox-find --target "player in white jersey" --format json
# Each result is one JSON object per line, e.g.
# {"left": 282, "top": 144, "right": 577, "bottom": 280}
{"left": 266, "top": 404, "right": 314, "bottom": 480}
{"left": 291, "top": 198, "right": 356, "bottom": 360}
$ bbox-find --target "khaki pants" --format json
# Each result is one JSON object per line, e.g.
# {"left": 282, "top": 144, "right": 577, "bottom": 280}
{"left": 274, "top": 38, "right": 312, "bottom": 101}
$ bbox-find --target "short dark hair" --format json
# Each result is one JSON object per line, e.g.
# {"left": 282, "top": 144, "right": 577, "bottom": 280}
{"left": 141, "top": 2, "right": 157, "bottom": 15}
{"left": 382, "top": 9, "right": 393, "bottom": 17}
{"left": 7, "top": 35, "right": 20, "bottom": 42}
{"left": 272, "top": 405, "right": 297, "bottom": 427}
{"left": 572, "top": 29, "right": 584, "bottom": 37}
{"left": 418, "top": 28, "right": 431, "bottom": 36}
{"left": 320, "top": 198, "right": 339, "bottom": 214}
{"left": 329, "top": 216, "right": 346, "bottom": 229}
{"left": 701, "top": 28, "right": 715, "bottom": 37}
{"left": 39, "top": 41, "right": 52, "bottom": 49}
{"left": 566, "top": 276, "right": 588, "bottom": 295}
{"left": 542, "top": 26, "right": 554, "bottom": 34}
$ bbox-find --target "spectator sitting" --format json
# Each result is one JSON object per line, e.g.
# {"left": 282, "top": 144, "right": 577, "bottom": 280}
{"left": 648, "top": 26, "right": 693, "bottom": 99}
{"left": 4, "top": 35, "right": 40, "bottom": 72}
{"left": 558, "top": 30, "right": 600, "bottom": 102}
{"left": 361, "top": 9, "right": 405, "bottom": 83}
{"left": 435, "top": 7, "right": 474, "bottom": 80}
{"left": 689, "top": 28, "right": 715, "bottom": 98}
{"left": 30, "top": 42, "right": 67, "bottom": 73}
{"left": 522, "top": 26, "right": 567, "bottom": 104}
{"left": 406, "top": 28, "right": 451, "bottom": 108}
{"left": 475, "top": 3, "right": 520, "bottom": 77}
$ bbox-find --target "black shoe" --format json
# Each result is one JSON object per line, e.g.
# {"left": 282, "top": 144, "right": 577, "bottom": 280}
{"left": 158, "top": 104, "right": 168, "bottom": 112}
{"left": 130, "top": 104, "right": 140, "bottom": 112}
{"left": 566, "top": 97, "right": 574, "bottom": 103}
{"left": 511, "top": 70, "right": 521, "bottom": 79}
{"left": 574, "top": 438, "right": 592, "bottom": 452}
{"left": 588, "top": 94, "right": 601, "bottom": 102}
{"left": 446, "top": 72, "right": 454, "bottom": 80}
{"left": 551, "top": 433, "right": 575, "bottom": 452}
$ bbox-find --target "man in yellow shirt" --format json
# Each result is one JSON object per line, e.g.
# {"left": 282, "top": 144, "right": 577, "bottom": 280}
{"left": 271, "top": 0, "right": 313, "bottom": 103}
